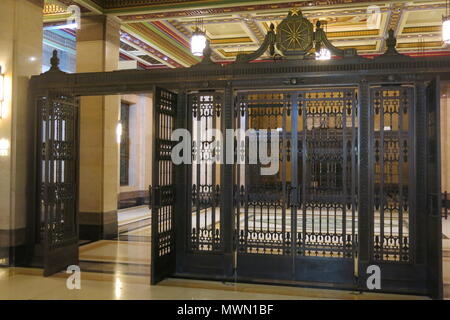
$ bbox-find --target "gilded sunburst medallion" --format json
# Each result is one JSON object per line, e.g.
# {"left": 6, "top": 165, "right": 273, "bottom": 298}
{"left": 276, "top": 9, "right": 314, "bottom": 57}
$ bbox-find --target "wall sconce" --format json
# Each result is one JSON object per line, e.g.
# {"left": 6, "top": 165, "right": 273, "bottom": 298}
{"left": 0, "top": 67, "right": 4, "bottom": 119}
{"left": 116, "top": 122, "right": 122, "bottom": 144}
{"left": 0, "top": 139, "right": 10, "bottom": 156}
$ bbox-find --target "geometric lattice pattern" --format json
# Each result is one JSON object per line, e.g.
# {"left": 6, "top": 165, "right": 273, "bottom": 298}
{"left": 234, "top": 89, "right": 359, "bottom": 259}
{"left": 371, "top": 86, "right": 414, "bottom": 262}
{"left": 38, "top": 94, "right": 79, "bottom": 249}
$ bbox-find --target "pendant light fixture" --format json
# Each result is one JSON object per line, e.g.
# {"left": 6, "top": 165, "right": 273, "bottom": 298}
{"left": 191, "top": 19, "right": 207, "bottom": 56}
{"left": 443, "top": 0, "right": 450, "bottom": 44}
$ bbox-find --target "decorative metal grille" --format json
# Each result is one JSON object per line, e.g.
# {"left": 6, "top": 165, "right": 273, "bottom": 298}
{"left": 189, "top": 93, "right": 223, "bottom": 252}
{"left": 235, "top": 93, "right": 290, "bottom": 255}
{"left": 296, "top": 89, "right": 358, "bottom": 258}
{"left": 38, "top": 94, "right": 79, "bottom": 249}
{"left": 234, "top": 89, "right": 358, "bottom": 258}
{"left": 153, "top": 88, "right": 177, "bottom": 258}
{"left": 371, "top": 86, "right": 413, "bottom": 262}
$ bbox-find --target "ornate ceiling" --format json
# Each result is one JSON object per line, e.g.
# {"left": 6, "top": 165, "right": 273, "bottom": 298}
{"left": 43, "top": 0, "right": 450, "bottom": 68}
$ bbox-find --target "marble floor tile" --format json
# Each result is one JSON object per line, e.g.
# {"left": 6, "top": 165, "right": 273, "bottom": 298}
{"left": 118, "top": 206, "right": 151, "bottom": 226}
{"left": 0, "top": 268, "right": 429, "bottom": 300}
{"left": 79, "top": 240, "right": 151, "bottom": 265}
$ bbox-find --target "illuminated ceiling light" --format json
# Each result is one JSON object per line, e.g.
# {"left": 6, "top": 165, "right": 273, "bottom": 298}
{"left": 444, "top": 18, "right": 450, "bottom": 44}
{"left": 191, "top": 19, "right": 206, "bottom": 56}
{"left": 191, "top": 28, "right": 206, "bottom": 56}
{"left": 116, "top": 122, "right": 122, "bottom": 144}
{"left": 443, "top": 0, "right": 450, "bottom": 44}
{"left": 315, "top": 48, "right": 331, "bottom": 60}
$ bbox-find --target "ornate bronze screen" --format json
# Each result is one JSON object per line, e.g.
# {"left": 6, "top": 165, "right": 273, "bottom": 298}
{"left": 37, "top": 93, "right": 79, "bottom": 276}
{"left": 189, "top": 93, "right": 223, "bottom": 252}
{"left": 234, "top": 89, "right": 358, "bottom": 260}
{"left": 371, "top": 86, "right": 414, "bottom": 262}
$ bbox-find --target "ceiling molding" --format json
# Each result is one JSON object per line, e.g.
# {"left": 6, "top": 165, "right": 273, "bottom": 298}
{"left": 120, "top": 31, "right": 181, "bottom": 68}
{"left": 114, "top": 1, "right": 399, "bottom": 21}
{"left": 239, "top": 14, "right": 265, "bottom": 44}
{"left": 42, "top": 0, "right": 450, "bottom": 65}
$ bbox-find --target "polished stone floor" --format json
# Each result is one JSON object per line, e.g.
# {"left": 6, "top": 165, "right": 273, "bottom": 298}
{"left": 0, "top": 267, "right": 428, "bottom": 300}
{"left": 79, "top": 207, "right": 151, "bottom": 276}
{"left": 74, "top": 207, "right": 449, "bottom": 299}
{"left": 1, "top": 208, "right": 444, "bottom": 299}
{"left": 118, "top": 206, "right": 151, "bottom": 226}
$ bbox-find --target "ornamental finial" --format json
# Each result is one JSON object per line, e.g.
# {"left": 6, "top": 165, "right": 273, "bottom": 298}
{"left": 385, "top": 29, "right": 399, "bottom": 55}
{"left": 49, "top": 50, "right": 61, "bottom": 72}
{"left": 290, "top": 7, "right": 301, "bottom": 16}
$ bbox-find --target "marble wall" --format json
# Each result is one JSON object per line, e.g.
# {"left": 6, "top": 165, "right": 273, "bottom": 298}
{"left": 77, "top": 15, "right": 121, "bottom": 240}
{"left": 119, "top": 94, "right": 153, "bottom": 195}
{"left": 0, "top": 0, "right": 43, "bottom": 264}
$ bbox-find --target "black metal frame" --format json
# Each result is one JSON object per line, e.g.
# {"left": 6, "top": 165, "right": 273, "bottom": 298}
{"left": 26, "top": 53, "right": 446, "bottom": 298}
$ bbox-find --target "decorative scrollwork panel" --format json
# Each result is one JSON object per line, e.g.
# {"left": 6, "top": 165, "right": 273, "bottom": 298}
{"left": 235, "top": 92, "right": 292, "bottom": 255}
{"left": 296, "top": 89, "right": 358, "bottom": 258}
{"left": 371, "top": 86, "right": 413, "bottom": 262}
{"left": 189, "top": 93, "right": 223, "bottom": 252}
{"left": 38, "top": 94, "right": 79, "bottom": 249}
{"left": 153, "top": 88, "right": 177, "bottom": 260}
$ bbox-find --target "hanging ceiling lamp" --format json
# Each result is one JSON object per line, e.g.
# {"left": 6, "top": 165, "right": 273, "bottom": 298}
{"left": 191, "top": 19, "right": 207, "bottom": 56}
{"left": 443, "top": 0, "right": 450, "bottom": 44}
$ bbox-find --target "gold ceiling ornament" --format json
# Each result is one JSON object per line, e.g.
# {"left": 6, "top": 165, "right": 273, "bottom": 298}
{"left": 43, "top": 4, "right": 67, "bottom": 15}
{"left": 276, "top": 9, "right": 313, "bottom": 57}
{"left": 234, "top": 10, "right": 362, "bottom": 63}
{"left": 290, "top": 7, "right": 300, "bottom": 16}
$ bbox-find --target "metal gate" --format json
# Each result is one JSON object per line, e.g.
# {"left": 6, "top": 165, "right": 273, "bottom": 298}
{"left": 151, "top": 87, "right": 178, "bottom": 284}
{"left": 37, "top": 92, "right": 80, "bottom": 277}
{"left": 234, "top": 88, "right": 359, "bottom": 284}
{"left": 188, "top": 92, "right": 224, "bottom": 253}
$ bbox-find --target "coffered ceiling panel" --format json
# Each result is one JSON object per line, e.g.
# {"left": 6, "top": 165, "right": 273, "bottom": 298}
{"left": 43, "top": 0, "right": 450, "bottom": 68}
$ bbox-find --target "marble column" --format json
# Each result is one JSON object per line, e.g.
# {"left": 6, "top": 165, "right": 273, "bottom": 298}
{"left": 77, "top": 15, "right": 121, "bottom": 240}
{"left": 0, "top": 0, "right": 44, "bottom": 265}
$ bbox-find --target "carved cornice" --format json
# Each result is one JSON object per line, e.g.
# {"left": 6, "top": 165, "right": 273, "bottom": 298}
{"left": 32, "top": 55, "right": 450, "bottom": 96}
